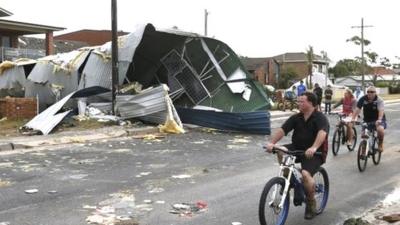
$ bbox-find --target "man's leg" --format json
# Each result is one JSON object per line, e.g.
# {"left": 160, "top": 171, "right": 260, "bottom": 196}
{"left": 346, "top": 122, "right": 354, "bottom": 145}
{"left": 377, "top": 125, "right": 385, "bottom": 152}
{"left": 325, "top": 102, "right": 328, "bottom": 113}
{"left": 302, "top": 170, "right": 316, "bottom": 219}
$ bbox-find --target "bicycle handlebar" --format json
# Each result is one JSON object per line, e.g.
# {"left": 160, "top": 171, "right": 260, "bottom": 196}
{"left": 263, "top": 145, "right": 322, "bottom": 156}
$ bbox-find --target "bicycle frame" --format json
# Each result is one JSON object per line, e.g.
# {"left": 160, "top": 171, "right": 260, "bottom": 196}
{"left": 361, "top": 122, "right": 377, "bottom": 155}
{"left": 271, "top": 154, "right": 301, "bottom": 209}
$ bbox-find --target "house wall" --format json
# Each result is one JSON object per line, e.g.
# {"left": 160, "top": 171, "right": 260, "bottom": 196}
{"left": 253, "top": 60, "right": 279, "bottom": 85}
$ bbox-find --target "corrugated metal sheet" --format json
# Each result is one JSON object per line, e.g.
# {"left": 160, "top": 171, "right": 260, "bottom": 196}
{"left": 23, "top": 86, "right": 110, "bottom": 135}
{"left": 78, "top": 52, "right": 112, "bottom": 89}
{"left": 177, "top": 107, "right": 271, "bottom": 134}
{"left": 24, "top": 91, "right": 75, "bottom": 135}
{"left": 116, "top": 85, "right": 168, "bottom": 118}
{"left": 0, "top": 65, "right": 26, "bottom": 89}
{"left": 24, "top": 80, "right": 55, "bottom": 112}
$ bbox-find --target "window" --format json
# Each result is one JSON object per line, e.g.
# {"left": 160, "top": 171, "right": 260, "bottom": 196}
{"left": 1, "top": 36, "right": 11, "bottom": 47}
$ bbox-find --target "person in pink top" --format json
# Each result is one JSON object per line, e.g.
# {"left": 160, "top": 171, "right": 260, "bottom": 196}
{"left": 333, "top": 88, "right": 357, "bottom": 146}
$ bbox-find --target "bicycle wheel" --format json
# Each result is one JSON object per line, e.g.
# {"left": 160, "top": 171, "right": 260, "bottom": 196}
{"left": 357, "top": 140, "right": 368, "bottom": 172}
{"left": 332, "top": 128, "right": 341, "bottom": 156}
{"left": 259, "top": 177, "right": 290, "bottom": 225}
{"left": 347, "top": 127, "right": 357, "bottom": 151}
{"left": 372, "top": 137, "right": 381, "bottom": 165}
{"left": 277, "top": 102, "right": 285, "bottom": 111}
{"left": 314, "top": 167, "right": 329, "bottom": 214}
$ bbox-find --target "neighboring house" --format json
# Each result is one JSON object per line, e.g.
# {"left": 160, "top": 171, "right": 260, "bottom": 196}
{"left": 273, "top": 52, "right": 329, "bottom": 79}
{"left": 240, "top": 57, "right": 280, "bottom": 85}
{"left": 335, "top": 74, "right": 400, "bottom": 89}
{"left": 54, "top": 29, "right": 129, "bottom": 46}
{"left": 0, "top": 7, "right": 65, "bottom": 62}
{"left": 370, "top": 66, "right": 396, "bottom": 75}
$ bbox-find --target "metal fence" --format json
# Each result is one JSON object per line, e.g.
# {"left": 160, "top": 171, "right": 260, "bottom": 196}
{"left": 0, "top": 47, "right": 45, "bottom": 62}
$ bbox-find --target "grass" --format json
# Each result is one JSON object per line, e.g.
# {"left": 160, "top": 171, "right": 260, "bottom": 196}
{"left": 381, "top": 93, "right": 400, "bottom": 101}
{"left": 0, "top": 118, "right": 28, "bottom": 137}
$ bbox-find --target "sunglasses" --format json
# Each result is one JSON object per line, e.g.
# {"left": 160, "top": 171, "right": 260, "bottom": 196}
{"left": 367, "top": 91, "right": 375, "bottom": 93}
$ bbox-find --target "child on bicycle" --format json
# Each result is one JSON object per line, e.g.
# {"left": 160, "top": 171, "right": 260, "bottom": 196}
{"left": 332, "top": 88, "right": 357, "bottom": 146}
{"left": 266, "top": 92, "right": 329, "bottom": 220}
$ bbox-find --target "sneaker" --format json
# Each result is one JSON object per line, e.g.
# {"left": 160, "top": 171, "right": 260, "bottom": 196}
{"left": 346, "top": 140, "right": 352, "bottom": 146}
{"left": 304, "top": 198, "right": 317, "bottom": 220}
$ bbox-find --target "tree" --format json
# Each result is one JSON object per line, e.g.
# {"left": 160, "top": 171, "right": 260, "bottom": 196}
{"left": 329, "top": 59, "right": 369, "bottom": 77}
{"left": 306, "top": 46, "right": 314, "bottom": 88}
{"left": 278, "top": 66, "right": 298, "bottom": 89}
{"left": 379, "top": 57, "right": 392, "bottom": 68}
{"left": 392, "top": 56, "right": 400, "bottom": 69}
{"left": 346, "top": 36, "right": 371, "bottom": 46}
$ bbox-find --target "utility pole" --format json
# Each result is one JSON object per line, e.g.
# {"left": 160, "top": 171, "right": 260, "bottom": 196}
{"left": 351, "top": 18, "right": 373, "bottom": 90}
{"left": 111, "top": 0, "right": 119, "bottom": 115}
{"left": 204, "top": 9, "right": 209, "bottom": 36}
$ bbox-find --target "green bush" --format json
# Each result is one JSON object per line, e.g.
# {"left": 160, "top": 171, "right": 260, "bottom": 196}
{"left": 375, "top": 81, "right": 389, "bottom": 88}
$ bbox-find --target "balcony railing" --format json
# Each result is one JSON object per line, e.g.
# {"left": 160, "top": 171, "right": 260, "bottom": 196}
{"left": 0, "top": 47, "right": 45, "bottom": 62}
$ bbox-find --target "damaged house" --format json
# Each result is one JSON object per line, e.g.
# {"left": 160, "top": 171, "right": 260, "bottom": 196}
{"left": 2, "top": 24, "right": 272, "bottom": 135}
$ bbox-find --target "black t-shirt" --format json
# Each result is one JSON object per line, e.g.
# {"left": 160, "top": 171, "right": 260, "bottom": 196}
{"left": 281, "top": 111, "right": 329, "bottom": 153}
{"left": 356, "top": 95, "right": 386, "bottom": 122}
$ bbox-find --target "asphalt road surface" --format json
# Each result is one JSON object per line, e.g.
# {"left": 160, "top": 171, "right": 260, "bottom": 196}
{"left": 0, "top": 103, "right": 399, "bottom": 225}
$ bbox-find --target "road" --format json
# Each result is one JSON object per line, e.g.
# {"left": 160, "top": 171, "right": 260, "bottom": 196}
{"left": 0, "top": 103, "right": 399, "bottom": 225}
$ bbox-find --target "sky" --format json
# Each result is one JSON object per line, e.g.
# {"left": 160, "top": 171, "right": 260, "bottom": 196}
{"left": 1, "top": 0, "right": 399, "bottom": 66}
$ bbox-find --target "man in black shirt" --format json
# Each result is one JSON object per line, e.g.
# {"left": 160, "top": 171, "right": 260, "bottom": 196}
{"left": 266, "top": 92, "right": 329, "bottom": 220}
{"left": 352, "top": 86, "right": 386, "bottom": 152}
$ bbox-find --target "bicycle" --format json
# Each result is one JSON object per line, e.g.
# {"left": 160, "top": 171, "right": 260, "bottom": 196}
{"left": 357, "top": 122, "right": 382, "bottom": 172}
{"left": 330, "top": 112, "right": 358, "bottom": 155}
{"left": 277, "top": 99, "right": 298, "bottom": 112}
{"left": 259, "top": 146, "right": 329, "bottom": 225}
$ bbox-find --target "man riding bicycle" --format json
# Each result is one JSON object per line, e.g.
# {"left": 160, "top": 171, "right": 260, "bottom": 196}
{"left": 333, "top": 88, "right": 357, "bottom": 146}
{"left": 352, "top": 86, "right": 386, "bottom": 152}
{"left": 266, "top": 92, "right": 329, "bottom": 220}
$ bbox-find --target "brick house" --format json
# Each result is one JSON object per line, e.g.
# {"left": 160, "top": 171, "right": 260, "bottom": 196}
{"left": 273, "top": 52, "right": 329, "bottom": 79}
{"left": 0, "top": 7, "right": 65, "bottom": 61}
{"left": 240, "top": 57, "right": 280, "bottom": 86}
{"left": 54, "top": 29, "right": 129, "bottom": 46}
{"left": 241, "top": 52, "right": 329, "bottom": 86}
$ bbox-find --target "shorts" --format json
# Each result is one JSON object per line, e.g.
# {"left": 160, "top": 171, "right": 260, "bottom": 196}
{"left": 284, "top": 144, "right": 323, "bottom": 176}
{"left": 366, "top": 119, "right": 387, "bottom": 130}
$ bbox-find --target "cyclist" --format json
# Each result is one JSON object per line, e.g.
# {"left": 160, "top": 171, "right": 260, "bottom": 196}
{"left": 332, "top": 88, "right": 357, "bottom": 146}
{"left": 266, "top": 92, "right": 329, "bottom": 220}
{"left": 352, "top": 86, "right": 386, "bottom": 152}
{"left": 284, "top": 86, "right": 297, "bottom": 101}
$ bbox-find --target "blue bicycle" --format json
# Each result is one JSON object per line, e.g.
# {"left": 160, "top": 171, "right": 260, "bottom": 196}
{"left": 259, "top": 146, "right": 329, "bottom": 225}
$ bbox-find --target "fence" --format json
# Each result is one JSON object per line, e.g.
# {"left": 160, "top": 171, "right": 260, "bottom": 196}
{"left": 0, "top": 47, "right": 45, "bottom": 62}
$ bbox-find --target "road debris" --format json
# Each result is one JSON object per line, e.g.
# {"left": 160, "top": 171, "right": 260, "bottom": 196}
{"left": 0, "top": 179, "right": 11, "bottom": 187}
{"left": 232, "top": 222, "right": 243, "bottom": 225}
{"left": 171, "top": 174, "right": 192, "bottom": 179}
{"left": 170, "top": 201, "right": 207, "bottom": 217}
{"left": 25, "top": 189, "right": 38, "bottom": 194}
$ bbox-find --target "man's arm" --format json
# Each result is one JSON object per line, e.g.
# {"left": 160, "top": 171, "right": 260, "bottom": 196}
{"left": 377, "top": 98, "right": 385, "bottom": 122}
{"left": 352, "top": 107, "right": 361, "bottom": 121}
{"left": 266, "top": 128, "right": 285, "bottom": 152}
{"left": 305, "top": 130, "right": 327, "bottom": 158}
